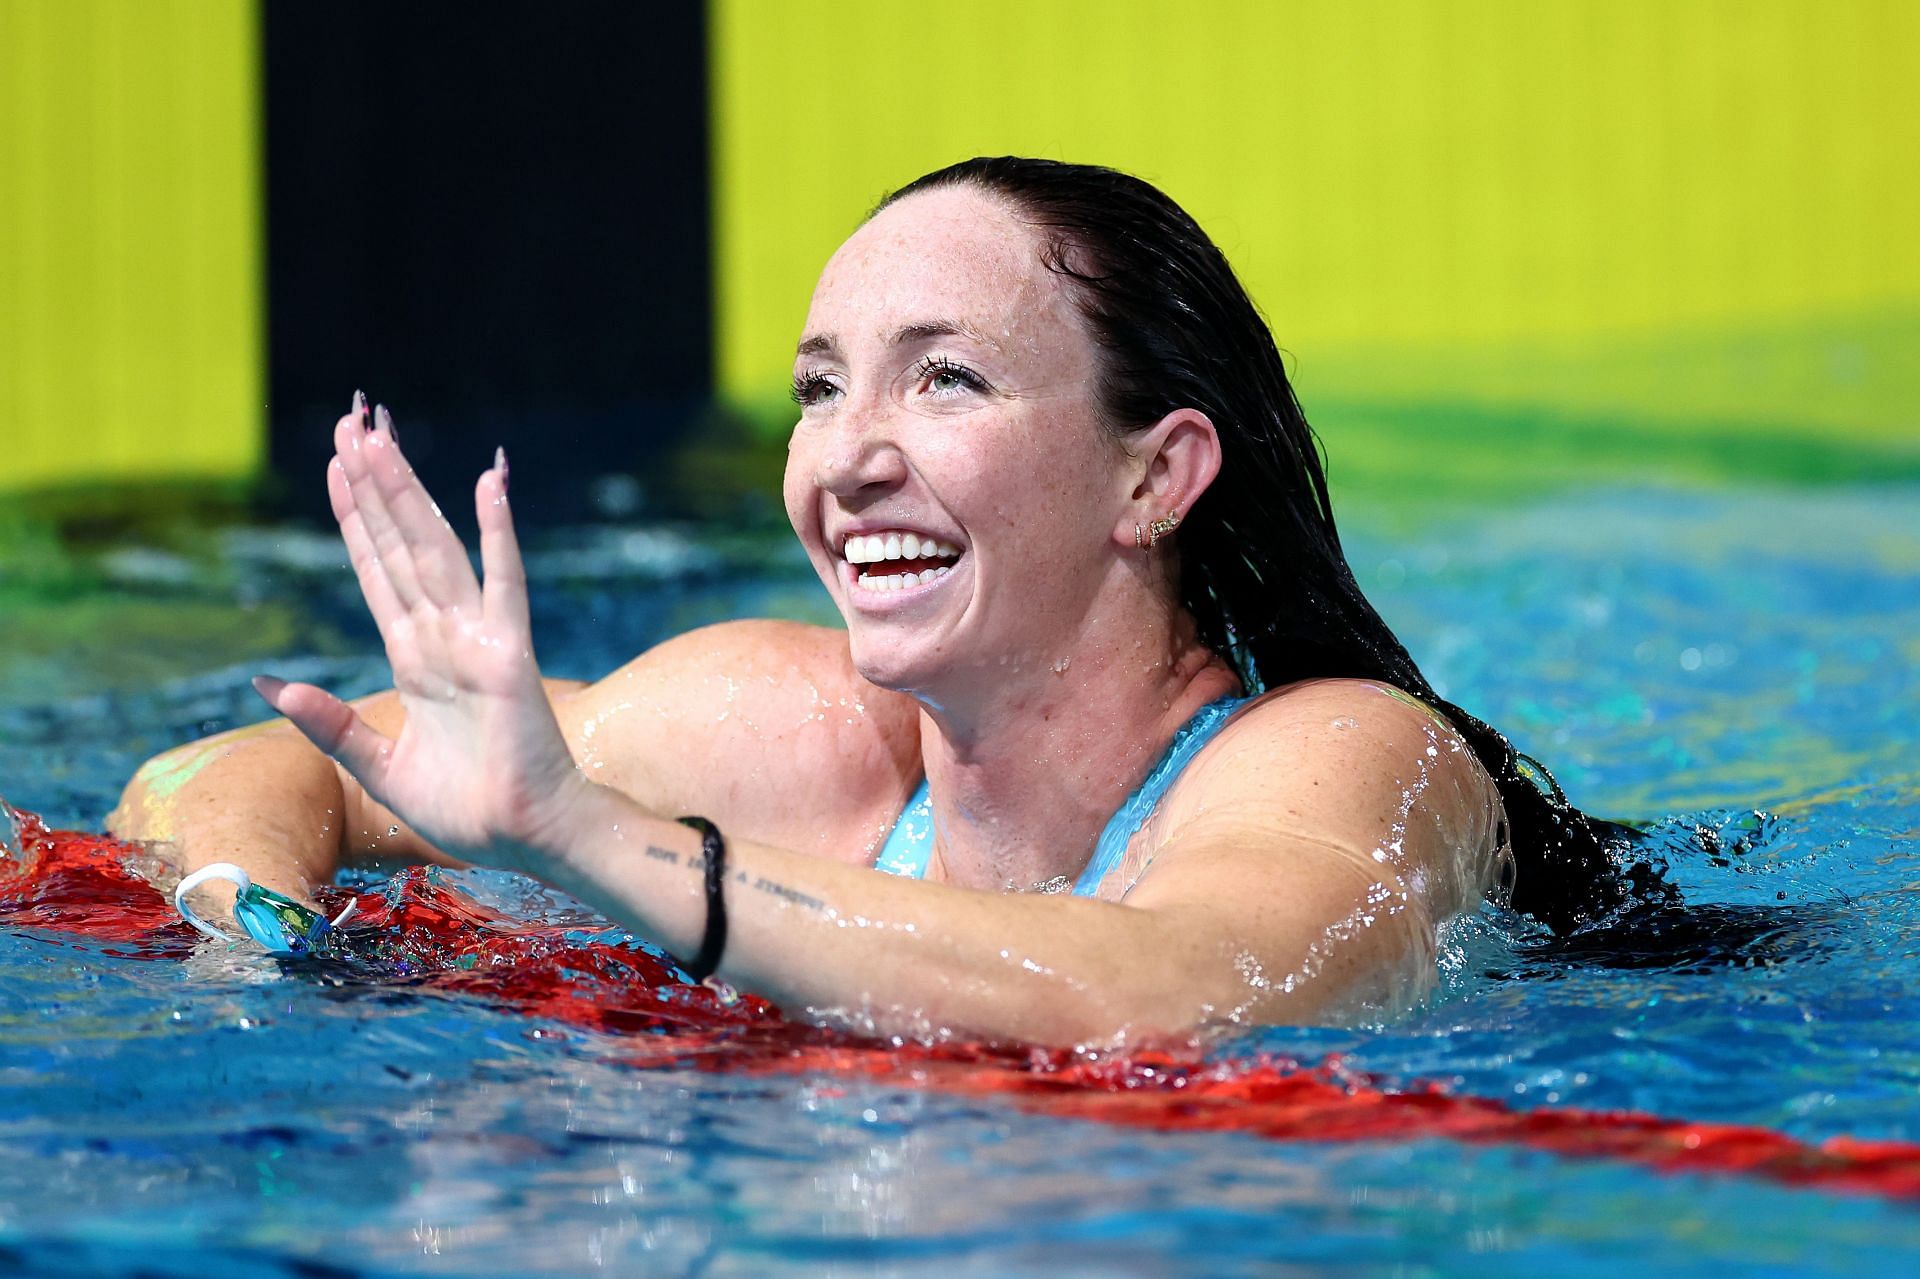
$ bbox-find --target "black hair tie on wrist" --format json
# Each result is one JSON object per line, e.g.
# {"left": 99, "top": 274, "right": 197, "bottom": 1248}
{"left": 675, "top": 816, "right": 728, "bottom": 983}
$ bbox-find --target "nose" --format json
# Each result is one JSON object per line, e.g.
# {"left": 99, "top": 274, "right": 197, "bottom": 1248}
{"left": 811, "top": 398, "right": 908, "bottom": 499}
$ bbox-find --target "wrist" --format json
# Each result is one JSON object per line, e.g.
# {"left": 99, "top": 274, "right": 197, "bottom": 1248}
{"left": 495, "top": 777, "right": 704, "bottom": 955}
{"left": 507, "top": 771, "right": 645, "bottom": 877}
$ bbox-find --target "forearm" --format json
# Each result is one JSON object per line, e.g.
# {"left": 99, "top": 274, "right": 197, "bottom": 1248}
{"left": 109, "top": 723, "right": 348, "bottom": 904}
{"left": 110, "top": 678, "right": 588, "bottom": 904}
{"left": 527, "top": 782, "right": 1254, "bottom": 1047}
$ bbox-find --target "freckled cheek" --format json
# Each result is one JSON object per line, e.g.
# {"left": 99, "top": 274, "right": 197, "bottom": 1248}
{"left": 964, "top": 439, "right": 1103, "bottom": 545}
{"left": 779, "top": 460, "right": 830, "bottom": 563}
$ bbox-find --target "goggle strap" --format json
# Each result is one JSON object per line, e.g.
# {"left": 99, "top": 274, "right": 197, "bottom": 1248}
{"left": 174, "top": 863, "right": 350, "bottom": 952}
{"left": 173, "top": 862, "right": 253, "bottom": 946}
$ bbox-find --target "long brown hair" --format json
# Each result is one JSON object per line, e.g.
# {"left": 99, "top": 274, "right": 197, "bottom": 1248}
{"left": 883, "top": 157, "right": 1671, "bottom": 933}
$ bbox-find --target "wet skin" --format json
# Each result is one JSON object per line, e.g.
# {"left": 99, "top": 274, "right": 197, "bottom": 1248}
{"left": 111, "top": 188, "right": 1510, "bottom": 1045}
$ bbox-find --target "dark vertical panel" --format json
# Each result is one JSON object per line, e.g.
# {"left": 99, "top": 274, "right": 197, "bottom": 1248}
{"left": 263, "top": 0, "right": 709, "bottom": 527}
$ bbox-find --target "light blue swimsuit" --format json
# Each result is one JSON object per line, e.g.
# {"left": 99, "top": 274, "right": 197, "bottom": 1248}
{"left": 872, "top": 696, "right": 1250, "bottom": 895}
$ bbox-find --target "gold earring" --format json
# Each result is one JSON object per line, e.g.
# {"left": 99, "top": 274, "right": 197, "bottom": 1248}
{"left": 1147, "top": 511, "right": 1181, "bottom": 547}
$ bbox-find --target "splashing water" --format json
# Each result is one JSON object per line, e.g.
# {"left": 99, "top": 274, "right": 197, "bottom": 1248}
{"left": 0, "top": 792, "right": 32, "bottom": 876}
{"left": 3, "top": 485, "right": 1918, "bottom": 1272}
{"left": 4, "top": 810, "right": 1919, "bottom": 1205}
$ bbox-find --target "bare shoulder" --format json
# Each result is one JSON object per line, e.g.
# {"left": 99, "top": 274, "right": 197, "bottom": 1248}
{"left": 554, "top": 619, "right": 923, "bottom": 861}
{"left": 587, "top": 618, "right": 875, "bottom": 699}
{"left": 1133, "top": 678, "right": 1507, "bottom": 918}
{"left": 1204, "top": 678, "right": 1489, "bottom": 804}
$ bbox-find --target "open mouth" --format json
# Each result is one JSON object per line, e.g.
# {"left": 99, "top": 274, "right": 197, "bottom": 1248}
{"left": 842, "top": 530, "right": 963, "bottom": 593}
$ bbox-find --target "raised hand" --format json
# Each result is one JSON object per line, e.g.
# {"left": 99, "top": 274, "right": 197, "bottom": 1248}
{"left": 256, "top": 394, "right": 587, "bottom": 867}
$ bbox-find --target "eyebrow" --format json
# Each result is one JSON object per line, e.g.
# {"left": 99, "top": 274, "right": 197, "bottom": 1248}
{"left": 795, "top": 319, "right": 997, "bottom": 360}
{"left": 892, "top": 319, "right": 996, "bottom": 348}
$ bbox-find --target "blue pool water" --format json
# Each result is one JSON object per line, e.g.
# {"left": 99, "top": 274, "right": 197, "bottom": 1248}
{"left": 2, "top": 482, "right": 1917, "bottom": 1275}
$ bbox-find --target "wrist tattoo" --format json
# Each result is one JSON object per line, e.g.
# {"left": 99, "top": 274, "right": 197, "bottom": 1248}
{"left": 751, "top": 876, "right": 825, "bottom": 912}
{"left": 641, "top": 844, "right": 825, "bottom": 913}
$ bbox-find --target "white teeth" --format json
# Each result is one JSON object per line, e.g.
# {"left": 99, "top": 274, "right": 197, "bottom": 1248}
{"left": 842, "top": 531, "right": 964, "bottom": 565}
{"left": 854, "top": 564, "right": 953, "bottom": 593}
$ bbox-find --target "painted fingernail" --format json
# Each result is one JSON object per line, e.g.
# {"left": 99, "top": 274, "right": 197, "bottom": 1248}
{"left": 375, "top": 404, "right": 397, "bottom": 442}
{"left": 494, "top": 446, "right": 509, "bottom": 489}
{"left": 352, "top": 389, "right": 370, "bottom": 428}
{"left": 252, "top": 674, "right": 289, "bottom": 704}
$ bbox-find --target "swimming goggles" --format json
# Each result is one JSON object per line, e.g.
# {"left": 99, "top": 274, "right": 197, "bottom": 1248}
{"left": 174, "top": 863, "right": 358, "bottom": 957}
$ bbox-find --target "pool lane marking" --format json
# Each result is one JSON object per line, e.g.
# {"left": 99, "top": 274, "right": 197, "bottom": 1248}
{"left": 12, "top": 814, "right": 1920, "bottom": 1200}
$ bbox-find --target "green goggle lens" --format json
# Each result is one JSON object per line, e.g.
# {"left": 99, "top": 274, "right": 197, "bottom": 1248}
{"left": 232, "top": 883, "right": 335, "bottom": 956}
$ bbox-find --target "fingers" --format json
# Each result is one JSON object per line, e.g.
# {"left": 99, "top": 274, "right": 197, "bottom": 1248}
{"left": 327, "top": 392, "right": 526, "bottom": 659}
{"left": 328, "top": 456, "right": 409, "bottom": 635}
{"left": 477, "top": 448, "right": 531, "bottom": 636}
{"left": 254, "top": 675, "right": 395, "bottom": 802}
{"left": 332, "top": 404, "right": 479, "bottom": 614}
{"left": 363, "top": 405, "right": 481, "bottom": 611}
{"left": 333, "top": 412, "right": 432, "bottom": 612}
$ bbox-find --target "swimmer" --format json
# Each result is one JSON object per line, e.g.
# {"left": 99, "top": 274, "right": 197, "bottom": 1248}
{"left": 111, "top": 158, "right": 1641, "bottom": 1044}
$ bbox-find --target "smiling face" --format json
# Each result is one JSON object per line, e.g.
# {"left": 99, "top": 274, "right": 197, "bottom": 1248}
{"left": 782, "top": 186, "right": 1137, "bottom": 699}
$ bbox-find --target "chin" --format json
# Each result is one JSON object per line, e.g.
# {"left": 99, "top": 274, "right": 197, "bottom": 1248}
{"left": 842, "top": 625, "right": 951, "bottom": 700}
{"left": 845, "top": 635, "right": 925, "bottom": 695}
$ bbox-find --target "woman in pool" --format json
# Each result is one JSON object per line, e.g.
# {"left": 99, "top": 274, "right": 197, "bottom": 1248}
{"left": 112, "top": 158, "right": 1634, "bottom": 1043}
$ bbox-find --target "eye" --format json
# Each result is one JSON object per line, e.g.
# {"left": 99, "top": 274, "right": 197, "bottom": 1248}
{"left": 790, "top": 367, "right": 841, "bottom": 408}
{"left": 916, "top": 356, "right": 990, "bottom": 399}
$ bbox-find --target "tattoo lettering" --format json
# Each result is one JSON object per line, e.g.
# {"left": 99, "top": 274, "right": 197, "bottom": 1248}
{"left": 644, "top": 843, "right": 823, "bottom": 912}
{"left": 751, "top": 876, "right": 825, "bottom": 913}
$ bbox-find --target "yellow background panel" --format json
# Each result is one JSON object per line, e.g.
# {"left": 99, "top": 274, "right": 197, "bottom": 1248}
{"left": 713, "top": 0, "right": 1920, "bottom": 454}
{"left": 0, "top": 0, "right": 261, "bottom": 492}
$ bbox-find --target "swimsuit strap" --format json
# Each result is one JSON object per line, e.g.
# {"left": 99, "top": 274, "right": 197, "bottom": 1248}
{"left": 872, "top": 777, "right": 935, "bottom": 878}
{"left": 1072, "top": 695, "right": 1248, "bottom": 895}
{"left": 871, "top": 696, "right": 1250, "bottom": 893}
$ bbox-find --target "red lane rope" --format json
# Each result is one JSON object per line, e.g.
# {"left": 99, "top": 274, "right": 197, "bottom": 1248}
{"left": 6, "top": 813, "right": 1918, "bottom": 1200}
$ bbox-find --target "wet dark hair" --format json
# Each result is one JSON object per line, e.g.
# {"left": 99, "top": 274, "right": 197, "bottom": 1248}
{"left": 881, "top": 156, "right": 1669, "bottom": 934}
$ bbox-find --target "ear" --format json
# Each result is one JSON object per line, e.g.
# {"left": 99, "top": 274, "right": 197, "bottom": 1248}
{"left": 1112, "top": 408, "right": 1221, "bottom": 549}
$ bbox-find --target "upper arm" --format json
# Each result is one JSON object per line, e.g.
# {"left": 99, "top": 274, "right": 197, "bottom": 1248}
{"left": 548, "top": 620, "right": 923, "bottom": 862}
{"left": 127, "top": 621, "right": 922, "bottom": 873}
{"left": 1120, "top": 680, "right": 1508, "bottom": 1021}
{"left": 351, "top": 621, "right": 924, "bottom": 867}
